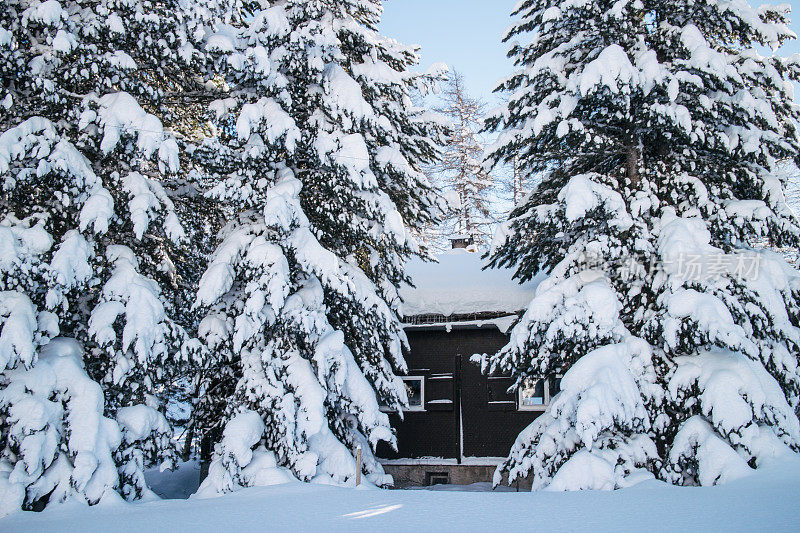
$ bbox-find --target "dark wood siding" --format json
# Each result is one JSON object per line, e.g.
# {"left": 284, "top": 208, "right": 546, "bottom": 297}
{"left": 377, "top": 327, "right": 540, "bottom": 460}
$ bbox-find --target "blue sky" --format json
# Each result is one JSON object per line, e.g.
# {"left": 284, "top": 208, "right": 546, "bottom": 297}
{"left": 380, "top": 0, "right": 800, "bottom": 103}
{"left": 381, "top": 0, "right": 517, "bottom": 102}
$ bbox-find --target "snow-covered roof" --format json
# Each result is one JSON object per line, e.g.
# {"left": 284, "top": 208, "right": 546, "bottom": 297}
{"left": 399, "top": 249, "right": 539, "bottom": 318}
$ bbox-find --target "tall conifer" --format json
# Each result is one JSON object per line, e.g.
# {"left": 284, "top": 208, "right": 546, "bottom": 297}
{"left": 482, "top": 0, "right": 800, "bottom": 489}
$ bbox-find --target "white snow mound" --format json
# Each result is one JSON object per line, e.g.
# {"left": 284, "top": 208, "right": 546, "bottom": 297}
{"left": 400, "top": 250, "right": 539, "bottom": 318}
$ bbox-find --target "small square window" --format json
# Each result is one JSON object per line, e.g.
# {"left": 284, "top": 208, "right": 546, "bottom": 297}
{"left": 380, "top": 376, "right": 425, "bottom": 412}
{"left": 518, "top": 375, "right": 563, "bottom": 411}
{"left": 404, "top": 377, "right": 424, "bottom": 410}
{"left": 518, "top": 377, "right": 546, "bottom": 409}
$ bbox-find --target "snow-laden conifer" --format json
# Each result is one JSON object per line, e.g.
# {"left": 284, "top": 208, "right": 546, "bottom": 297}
{"left": 481, "top": 0, "right": 800, "bottom": 490}
{"left": 0, "top": 0, "right": 204, "bottom": 511}
{"left": 194, "top": 410, "right": 297, "bottom": 496}
{"left": 0, "top": 339, "right": 122, "bottom": 512}
{"left": 192, "top": 0, "right": 446, "bottom": 488}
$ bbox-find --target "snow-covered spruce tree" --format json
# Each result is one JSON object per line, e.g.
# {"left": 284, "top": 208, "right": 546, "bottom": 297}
{"left": 0, "top": 0, "right": 206, "bottom": 511}
{"left": 192, "top": 0, "right": 446, "bottom": 489}
{"left": 193, "top": 410, "right": 297, "bottom": 496}
{"left": 480, "top": 0, "right": 800, "bottom": 490}
{"left": 431, "top": 70, "right": 496, "bottom": 247}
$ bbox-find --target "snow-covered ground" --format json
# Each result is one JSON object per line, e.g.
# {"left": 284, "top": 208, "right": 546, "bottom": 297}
{"left": 4, "top": 457, "right": 800, "bottom": 532}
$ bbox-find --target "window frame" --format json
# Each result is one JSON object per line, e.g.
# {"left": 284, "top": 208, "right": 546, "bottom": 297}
{"left": 381, "top": 376, "right": 426, "bottom": 412}
{"left": 517, "top": 374, "right": 563, "bottom": 411}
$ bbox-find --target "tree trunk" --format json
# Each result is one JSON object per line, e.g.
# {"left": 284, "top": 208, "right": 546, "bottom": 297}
{"left": 181, "top": 424, "right": 195, "bottom": 462}
{"left": 199, "top": 430, "right": 217, "bottom": 483}
{"left": 626, "top": 145, "right": 640, "bottom": 187}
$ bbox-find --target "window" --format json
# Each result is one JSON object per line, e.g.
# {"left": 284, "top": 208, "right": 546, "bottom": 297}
{"left": 403, "top": 376, "right": 424, "bottom": 411}
{"left": 425, "top": 471, "right": 450, "bottom": 486}
{"left": 381, "top": 376, "right": 425, "bottom": 412}
{"left": 518, "top": 375, "right": 562, "bottom": 411}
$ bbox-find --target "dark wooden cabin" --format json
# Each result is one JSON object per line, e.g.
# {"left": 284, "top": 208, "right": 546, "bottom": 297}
{"left": 376, "top": 243, "right": 552, "bottom": 488}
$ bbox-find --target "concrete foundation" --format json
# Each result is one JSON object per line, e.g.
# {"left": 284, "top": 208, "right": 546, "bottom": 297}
{"left": 381, "top": 461, "right": 533, "bottom": 490}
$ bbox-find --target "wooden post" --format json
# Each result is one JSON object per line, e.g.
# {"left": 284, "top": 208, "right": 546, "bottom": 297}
{"left": 454, "top": 354, "right": 463, "bottom": 464}
{"left": 355, "top": 445, "right": 362, "bottom": 486}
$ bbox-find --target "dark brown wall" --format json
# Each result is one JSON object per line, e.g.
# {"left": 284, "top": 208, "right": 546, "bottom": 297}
{"left": 377, "top": 327, "right": 540, "bottom": 460}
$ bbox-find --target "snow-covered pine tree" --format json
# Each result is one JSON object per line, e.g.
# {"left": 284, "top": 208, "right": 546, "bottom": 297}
{"left": 192, "top": 0, "right": 446, "bottom": 489}
{"left": 430, "top": 70, "right": 495, "bottom": 247}
{"left": 0, "top": 0, "right": 206, "bottom": 511}
{"left": 480, "top": 0, "right": 800, "bottom": 490}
